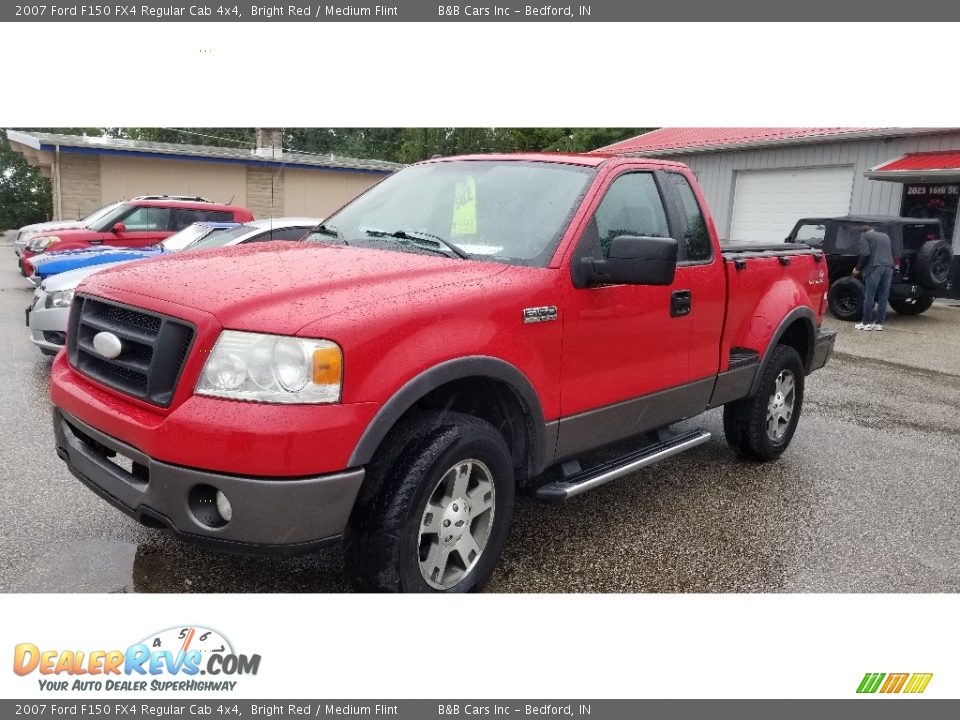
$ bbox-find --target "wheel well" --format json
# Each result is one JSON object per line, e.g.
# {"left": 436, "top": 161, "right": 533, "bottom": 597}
{"left": 411, "top": 377, "right": 534, "bottom": 479}
{"left": 777, "top": 318, "right": 814, "bottom": 372}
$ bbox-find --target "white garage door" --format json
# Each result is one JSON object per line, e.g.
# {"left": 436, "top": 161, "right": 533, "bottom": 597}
{"left": 729, "top": 166, "right": 854, "bottom": 243}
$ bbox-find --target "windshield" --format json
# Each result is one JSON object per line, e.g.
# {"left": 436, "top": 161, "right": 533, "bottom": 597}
{"left": 89, "top": 203, "right": 135, "bottom": 232}
{"left": 161, "top": 224, "right": 230, "bottom": 252}
{"left": 312, "top": 160, "right": 596, "bottom": 266}
{"left": 80, "top": 201, "right": 124, "bottom": 227}
{"left": 185, "top": 223, "right": 258, "bottom": 250}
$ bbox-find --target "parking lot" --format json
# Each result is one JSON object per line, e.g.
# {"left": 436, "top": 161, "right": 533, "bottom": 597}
{"left": 2, "top": 228, "right": 959, "bottom": 593}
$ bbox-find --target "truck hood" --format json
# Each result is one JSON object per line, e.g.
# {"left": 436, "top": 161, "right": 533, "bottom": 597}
{"left": 82, "top": 242, "right": 510, "bottom": 335}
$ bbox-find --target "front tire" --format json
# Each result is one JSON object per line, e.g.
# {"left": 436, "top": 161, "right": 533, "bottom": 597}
{"left": 827, "top": 276, "right": 865, "bottom": 321}
{"left": 344, "top": 411, "right": 515, "bottom": 593}
{"left": 723, "top": 345, "right": 805, "bottom": 462}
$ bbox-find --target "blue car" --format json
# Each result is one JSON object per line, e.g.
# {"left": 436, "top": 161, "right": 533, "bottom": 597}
{"left": 29, "top": 222, "right": 238, "bottom": 282}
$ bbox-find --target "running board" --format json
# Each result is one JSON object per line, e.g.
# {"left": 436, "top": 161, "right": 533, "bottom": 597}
{"left": 535, "top": 429, "right": 712, "bottom": 502}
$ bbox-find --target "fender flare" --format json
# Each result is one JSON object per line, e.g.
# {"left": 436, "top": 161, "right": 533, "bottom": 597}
{"left": 748, "top": 306, "right": 817, "bottom": 397}
{"left": 347, "top": 356, "right": 549, "bottom": 471}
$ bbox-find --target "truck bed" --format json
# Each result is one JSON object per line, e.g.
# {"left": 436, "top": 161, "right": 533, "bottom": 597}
{"left": 718, "top": 243, "right": 827, "bottom": 374}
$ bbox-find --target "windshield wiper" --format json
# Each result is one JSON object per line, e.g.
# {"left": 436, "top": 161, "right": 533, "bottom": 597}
{"left": 363, "top": 228, "right": 469, "bottom": 259}
{"left": 310, "top": 223, "right": 348, "bottom": 245}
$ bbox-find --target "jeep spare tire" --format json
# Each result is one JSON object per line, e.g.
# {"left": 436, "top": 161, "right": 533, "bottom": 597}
{"left": 828, "top": 276, "right": 865, "bottom": 321}
{"left": 914, "top": 239, "right": 952, "bottom": 289}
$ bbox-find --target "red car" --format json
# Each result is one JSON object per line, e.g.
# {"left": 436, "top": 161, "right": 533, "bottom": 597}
{"left": 20, "top": 198, "right": 253, "bottom": 274}
{"left": 50, "top": 153, "right": 835, "bottom": 593}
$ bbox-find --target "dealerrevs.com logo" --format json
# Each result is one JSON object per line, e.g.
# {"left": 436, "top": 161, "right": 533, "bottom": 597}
{"left": 13, "top": 626, "right": 261, "bottom": 692}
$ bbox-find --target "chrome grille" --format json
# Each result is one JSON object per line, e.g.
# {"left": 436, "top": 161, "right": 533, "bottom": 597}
{"left": 67, "top": 295, "right": 195, "bottom": 407}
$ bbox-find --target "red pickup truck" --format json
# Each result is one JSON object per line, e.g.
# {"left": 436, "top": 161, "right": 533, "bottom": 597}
{"left": 19, "top": 198, "right": 254, "bottom": 275}
{"left": 50, "top": 153, "right": 835, "bottom": 593}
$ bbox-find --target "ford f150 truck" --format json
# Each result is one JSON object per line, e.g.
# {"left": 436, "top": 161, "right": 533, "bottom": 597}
{"left": 49, "top": 153, "right": 835, "bottom": 593}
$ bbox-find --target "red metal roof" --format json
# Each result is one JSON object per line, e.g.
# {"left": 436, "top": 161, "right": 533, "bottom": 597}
{"left": 594, "top": 127, "right": 882, "bottom": 155}
{"left": 873, "top": 151, "right": 960, "bottom": 172}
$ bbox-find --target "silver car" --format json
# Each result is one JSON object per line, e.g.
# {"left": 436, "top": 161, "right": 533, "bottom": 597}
{"left": 26, "top": 216, "right": 323, "bottom": 356}
{"left": 27, "top": 263, "right": 122, "bottom": 355}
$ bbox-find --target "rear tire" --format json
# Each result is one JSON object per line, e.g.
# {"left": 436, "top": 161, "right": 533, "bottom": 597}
{"left": 914, "top": 240, "right": 952, "bottom": 289}
{"left": 344, "top": 411, "right": 515, "bottom": 593}
{"left": 889, "top": 295, "right": 935, "bottom": 316}
{"left": 723, "top": 345, "right": 805, "bottom": 462}
{"left": 828, "top": 276, "right": 865, "bottom": 321}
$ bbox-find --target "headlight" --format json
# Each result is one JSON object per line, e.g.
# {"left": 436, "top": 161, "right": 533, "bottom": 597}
{"left": 28, "top": 236, "right": 61, "bottom": 253}
{"left": 196, "top": 331, "right": 342, "bottom": 404}
{"left": 45, "top": 289, "right": 75, "bottom": 309}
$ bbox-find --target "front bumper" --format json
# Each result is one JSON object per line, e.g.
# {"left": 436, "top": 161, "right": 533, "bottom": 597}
{"left": 26, "top": 288, "right": 69, "bottom": 354}
{"left": 53, "top": 408, "right": 365, "bottom": 556}
{"left": 811, "top": 328, "right": 836, "bottom": 372}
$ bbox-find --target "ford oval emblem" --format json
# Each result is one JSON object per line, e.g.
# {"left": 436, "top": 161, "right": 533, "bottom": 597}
{"left": 92, "top": 331, "right": 123, "bottom": 359}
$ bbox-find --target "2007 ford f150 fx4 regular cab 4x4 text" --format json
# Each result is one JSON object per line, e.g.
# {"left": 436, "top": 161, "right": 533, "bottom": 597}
{"left": 50, "top": 153, "right": 835, "bottom": 592}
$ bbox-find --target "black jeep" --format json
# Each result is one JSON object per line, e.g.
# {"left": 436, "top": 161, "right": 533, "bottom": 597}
{"left": 786, "top": 215, "right": 953, "bottom": 320}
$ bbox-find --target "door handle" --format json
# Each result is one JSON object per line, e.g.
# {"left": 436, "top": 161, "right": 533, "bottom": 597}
{"left": 671, "top": 290, "right": 692, "bottom": 318}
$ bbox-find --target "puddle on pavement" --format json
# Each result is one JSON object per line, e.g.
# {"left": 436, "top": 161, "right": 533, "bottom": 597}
{"left": 12, "top": 538, "right": 351, "bottom": 593}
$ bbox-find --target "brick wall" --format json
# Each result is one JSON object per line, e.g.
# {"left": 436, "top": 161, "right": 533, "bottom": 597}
{"left": 58, "top": 153, "right": 101, "bottom": 220}
{"left": 246, "top": 167, "right": 285, "bottom": 219}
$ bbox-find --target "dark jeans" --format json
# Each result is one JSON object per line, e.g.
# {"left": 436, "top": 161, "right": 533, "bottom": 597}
{"left": 862, "top": 265, "right": 893, "bottom": 325}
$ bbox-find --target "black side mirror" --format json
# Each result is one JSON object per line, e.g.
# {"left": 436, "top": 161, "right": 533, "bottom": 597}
{"left": 581, "top": 235, "right": 678, "bottom": 286}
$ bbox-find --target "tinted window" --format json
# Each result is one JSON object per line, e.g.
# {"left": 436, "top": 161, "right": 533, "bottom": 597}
{"left": 171, "top": 208, "right": 234, "bottom": 231}
{"left": 666, "top": 173, "right": 711, "bottom": 262}
{"left": 592, "top": 173, "right": 670, "bottom": 257}
{"left": 836, "top": 225, "right": 867, "bottom": 254}
{"left": 121, "top": 206, "right": 171, "bottom": 231}
{"left": 243, "top": 227, "right": 309, "bottom": 243}
{"left": 903, "top": 223, "right": 942, "bottom": 250}
{"left": 794, "top": 223, "right": 826, "bottom": 247}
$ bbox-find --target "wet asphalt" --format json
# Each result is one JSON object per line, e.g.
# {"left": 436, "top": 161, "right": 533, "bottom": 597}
{"left": 1, "top": 230, "right": 959, "bottom": 593}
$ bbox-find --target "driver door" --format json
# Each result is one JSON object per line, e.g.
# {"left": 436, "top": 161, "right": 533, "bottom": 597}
{"left": 557, "top": 169, "right": 696, "bottom": 456}
{"left": 106, "top": 206, "right": 173, "bottom": 248}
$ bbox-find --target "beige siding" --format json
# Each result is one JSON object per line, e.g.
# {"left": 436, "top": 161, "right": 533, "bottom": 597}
{"left": 59, "top": 153, "right": 102, "bottom": 220}
{"left": 246, "top": 167, "right": 285, "bottom": 219}
{"left": 99, "top": 155, "right": 247, "bottom": 208}
{"left": 284, "top": 168, "right": 382, "bottom": 218}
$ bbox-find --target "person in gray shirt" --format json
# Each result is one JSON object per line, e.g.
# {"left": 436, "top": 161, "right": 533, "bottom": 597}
{"left": 853, "top": 226, "right": 895, "bottom": 331}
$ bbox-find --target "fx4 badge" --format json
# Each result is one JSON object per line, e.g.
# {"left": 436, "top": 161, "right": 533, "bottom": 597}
{"left": 523, "top": 306, "right": 558, "bottom": 324}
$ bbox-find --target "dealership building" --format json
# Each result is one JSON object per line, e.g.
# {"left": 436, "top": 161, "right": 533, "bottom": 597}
{"left": 6, "top": 129, "right": 400, "bottom": 222}
{"left": 598, "top": 127, "right": 960, "bottom": 256}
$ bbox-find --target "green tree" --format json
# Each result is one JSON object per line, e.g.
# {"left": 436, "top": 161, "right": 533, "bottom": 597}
{"left": 0, "top": 135, "right": 52, "bottom": 229}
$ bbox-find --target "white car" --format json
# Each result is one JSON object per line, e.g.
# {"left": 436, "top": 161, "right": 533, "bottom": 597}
{"left": 26, "top": 217, "right": 323, "bottom": 356}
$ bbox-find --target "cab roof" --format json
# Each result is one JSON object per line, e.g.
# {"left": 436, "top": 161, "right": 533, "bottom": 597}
{"left": 422, "top": 152, "right": 689, "bottom": 170}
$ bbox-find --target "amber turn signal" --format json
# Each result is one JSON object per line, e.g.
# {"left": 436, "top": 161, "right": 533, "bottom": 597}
{"left": 312, "top": 346, "right": 343, "bottom": 386}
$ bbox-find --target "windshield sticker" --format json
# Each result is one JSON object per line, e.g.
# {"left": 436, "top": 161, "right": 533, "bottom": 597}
{"left": 452, "top": 176, "right": 477, "bottom": 235}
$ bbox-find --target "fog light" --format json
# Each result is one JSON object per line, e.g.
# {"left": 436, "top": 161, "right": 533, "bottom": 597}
{"left": 215, "top": 490, "right": 233, "bottom": 523}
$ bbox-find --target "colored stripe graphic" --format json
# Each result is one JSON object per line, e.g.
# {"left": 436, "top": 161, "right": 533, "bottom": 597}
{"left": 857, "top": 673, "right": 885, "bottom": 693}
{"left": 880, "top": 673, "right": 909, "bottom": 693}
{"left": 904, "top": 673, "right": 933, "bottom": 694}
{"left": 857, "top": 672, "right": 932, "bottom": 694}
